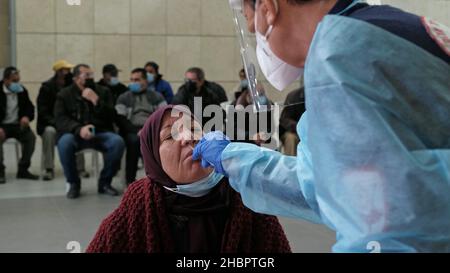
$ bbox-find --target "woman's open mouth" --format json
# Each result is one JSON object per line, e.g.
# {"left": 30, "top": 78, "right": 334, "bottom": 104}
{"left": 183, "top": 150, "right": 194, "bottom": 162}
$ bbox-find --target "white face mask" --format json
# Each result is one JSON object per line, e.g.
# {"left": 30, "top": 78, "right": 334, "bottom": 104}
{"left": 255, "top": 9, "right": 303, "bottom": 91}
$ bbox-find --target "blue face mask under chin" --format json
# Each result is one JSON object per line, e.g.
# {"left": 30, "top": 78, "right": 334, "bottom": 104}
{"left": 8, "top": 83, "right": 24, "bottom": 93}
{"left": 163, "top": 171, "right": 224, "bottom": 198}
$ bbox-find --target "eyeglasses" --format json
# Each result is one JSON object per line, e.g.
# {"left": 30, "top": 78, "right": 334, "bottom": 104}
{"left": 184, "top": 78, "right": 198, "bottom": 84}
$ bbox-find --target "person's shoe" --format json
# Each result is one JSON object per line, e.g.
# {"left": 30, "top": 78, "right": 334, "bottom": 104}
{"left": 67, "top": 184, "right": 81, "bottom": 199}
{"left": 79, "top": 170, "right": 90, "bottom": 178}
{"left": 17, "top": 170, "right": 39, "bottom": 180}
{"left": 0, "top": 172, "right": 5, "bottom": 184}
{"left": 98, "top": 185, "right": 119, "bottom": 196}
{"left": 42, "top": 169, "right": 54, "bottom": 181}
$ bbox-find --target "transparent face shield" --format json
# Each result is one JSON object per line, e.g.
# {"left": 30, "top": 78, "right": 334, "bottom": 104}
{"left": 229, "top": 0, "right": 305, "bottom": 113}
{"left": 229, "top": 0, "right": 272, "bottom": 113}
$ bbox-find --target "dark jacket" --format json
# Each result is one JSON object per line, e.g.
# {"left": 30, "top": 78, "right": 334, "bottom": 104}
{"left": 209, "top": 81, "right": 228, "bottom": 104}
{"left": 115, "top": 90, "right": 167, "bottom": 135}
{"left": 229, "top": 90, "right": 274, "bottom": 145}
{"left": 97, "top": 79, "right": 128, "bottom": 105}
{"left": 0, "top": 81, "right": 35, "bottom": 126}
{"left": 54, "top": 83, "right": 116, "bottom": 139}
{"left": 36, "top": 76, "right": 68, "bottom": 135}
{"left": 279, "top": 87, "right": 305, "bottom": 138}
{"left": 172, "top": 81, "right": 227, "bottom": 127}
{"left": 149, "top": 77, "right": 174, "bottom": 104}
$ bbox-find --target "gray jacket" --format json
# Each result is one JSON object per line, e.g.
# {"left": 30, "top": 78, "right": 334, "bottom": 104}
{"left": 115, "top": 90, "right": 167, "bottom": 134}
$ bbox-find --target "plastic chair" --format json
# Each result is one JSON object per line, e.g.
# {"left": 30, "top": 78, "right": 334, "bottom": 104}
{"left": 75, "top": 149, "right": 100, "bottom": 179}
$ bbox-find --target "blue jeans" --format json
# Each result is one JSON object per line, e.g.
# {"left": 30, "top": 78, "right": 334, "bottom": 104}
{"left": 57, "top": 132, "right": 125, "bottom": 187}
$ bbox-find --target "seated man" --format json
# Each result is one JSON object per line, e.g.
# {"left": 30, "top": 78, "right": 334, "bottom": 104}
{"left": 55, "top": 64, "right": 125, "bottom": 199}
{"left": 0, "top": 67, "right": 39, "bottom": 183}
{"left": 87, "top": 105, "right": 291, "bottom": 253}
{"left": 173, "top": 67, "right": 228, "bottom": 128}
{"left": 115, "top": 68, "right": 167, "bottom": 185}
{"left": 279, "top": 87, "right": 305, "bottom": 156}
{"left": 97, "top": 64, "right": 127, "bottom": 105}
{"left": 37, "top": 60, "right": 89, "bottom": 181}
{"left": 230, "top": 85, "right": 274, "bottom": 146}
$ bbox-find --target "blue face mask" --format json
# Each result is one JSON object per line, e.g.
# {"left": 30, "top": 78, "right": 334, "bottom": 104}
{"left": 164, "top": 172, "right": 224, "bottom": 198}
{"left": 128, "top": 82, "right": 142, "bottom": 93}
{"left": 258, "top": 95, "right": 269, "bottom": 105}
{"left": 240, "top": 79, "right": 249, "bottom": 90}
{"left": 147, "top": 73, "right": 155, "bottom": 83}
{"left": 8, "top": 83, "right": 24, "bottom": 93}
{"left": 109, "top": 77, "right": 120, "bottom": 86}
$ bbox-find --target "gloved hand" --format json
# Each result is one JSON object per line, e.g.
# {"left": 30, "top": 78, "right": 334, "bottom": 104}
{"left": 192, "top": 131, "right": 231, "bottom": 176}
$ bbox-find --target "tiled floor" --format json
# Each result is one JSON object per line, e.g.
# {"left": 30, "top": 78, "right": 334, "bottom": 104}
{"left": 0, "top": 140, "right": 335, "bottom": 253}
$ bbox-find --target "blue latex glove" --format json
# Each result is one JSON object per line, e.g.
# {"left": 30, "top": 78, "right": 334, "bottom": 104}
{"left": 192, "top": 131, "right": 231, "bottom": 176}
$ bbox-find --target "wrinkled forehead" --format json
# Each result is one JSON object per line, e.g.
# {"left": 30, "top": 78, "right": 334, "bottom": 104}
{"left": 160, "top": 108, "right": 201, "bottom": 133}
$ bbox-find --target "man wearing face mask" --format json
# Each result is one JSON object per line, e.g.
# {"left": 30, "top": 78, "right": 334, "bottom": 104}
{"left": 37, "top": 60, "right": 88, "bottom": 181}
{"left": 55, "top": 64, "right": 125, "bottom": 199}
{"left": 194, "top": 0, "right": 450, "bottom": 253}
{"left": 0, "top": 67, "right": 39, "bottom": 184}
{"left": 97, "top": 64, "right": 127, "bottom": 105}
{"left": 173, "top": 67, "right": 228, "bottom": 128}
{"left": 115, "top": 68, "right": 166, "bottom": 185}
{"left": 233, "top": 68, "right": 249, "bottom": 96}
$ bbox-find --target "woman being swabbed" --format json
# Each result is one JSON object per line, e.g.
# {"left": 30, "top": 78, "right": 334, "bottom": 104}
{"left": 86, "top": 105, "right": 291, "bottom": 253}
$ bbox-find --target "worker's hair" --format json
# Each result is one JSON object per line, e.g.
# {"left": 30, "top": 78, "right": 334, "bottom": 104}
{"left": 186, "top": 67, "right": 205, "bottom": 81}
{"left": 73, "top": 64, "right": 90, "bottom": 78}
{"left": 131, "top": 68, "right": 147, "bottom": 80}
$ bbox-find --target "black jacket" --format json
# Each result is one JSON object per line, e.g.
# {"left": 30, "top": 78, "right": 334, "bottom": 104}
{"left": 210, "top": 81, "right": 228, "bottom": 104}
{"left": 36, "top": 76, "right": 69, "bottom": 135}
{"left": 54, "top": 83, "right": 116, "bottom": 139}
{"left": 172, "top": 81, "right": 227, "bottom": 128}
{"left": 229, "top": 91, "right": 274, "bottom": 145}
{"left": 97, "top": 79, "right": 128, "bottom": 105}
{"left": 279, "top": 88, "right": 305, "bottom": 137}
{"left": 0, "top": 81, "right": 35, "bottom": 126}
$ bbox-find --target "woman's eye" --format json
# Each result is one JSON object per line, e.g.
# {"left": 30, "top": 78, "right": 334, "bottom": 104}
{"left": 163, "top": 134, "right": 173, "bottom": 141}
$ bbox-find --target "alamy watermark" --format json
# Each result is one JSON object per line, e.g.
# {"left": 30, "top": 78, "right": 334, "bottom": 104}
{"left": 169, "top": 98, "right": 281, "bottom": 149}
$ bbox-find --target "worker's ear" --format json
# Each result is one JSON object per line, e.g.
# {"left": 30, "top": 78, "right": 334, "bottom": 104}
{"left": 260, "top": 0, "right": 279, "bottom": 26}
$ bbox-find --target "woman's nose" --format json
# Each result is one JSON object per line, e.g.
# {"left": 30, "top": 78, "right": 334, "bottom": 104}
{"left": 180, "top": 131, "right": 195, "bottom": 146}
{"left": 181, "top": 138, "right": 194, "bottom": 146}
